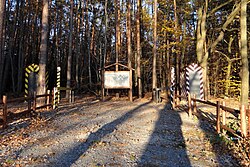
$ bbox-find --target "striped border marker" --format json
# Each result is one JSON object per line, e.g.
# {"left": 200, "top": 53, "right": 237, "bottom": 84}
{"left": 170, "top": 67, "right": 175, "bottom": 109}
{"left": 186, "top": 63, "right": 204, "bottom": 99}
{"left": 46, "top": 71, "right": 49, "bottom": 90}
{"left": 180, "top": 72, "right": 187, "bottom": 97}
{"left": 25, "top": 64, "right": 39, "bottom": 98}
{"left": 57, "top": 67, "right": 61, "bottom": 103}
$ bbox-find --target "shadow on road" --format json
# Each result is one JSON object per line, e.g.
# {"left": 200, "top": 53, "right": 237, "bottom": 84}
{"left": 138, "top": 103, "right": 191, "bottom": 167}
{"left": 176, "top": 104, "right": 240, "bottom": 166}
{"left": 51, "top": 101, "right": 152, "bottom": 167}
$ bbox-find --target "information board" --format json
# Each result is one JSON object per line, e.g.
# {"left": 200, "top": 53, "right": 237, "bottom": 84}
{"left": 104, "top": 71, "right": 131, "bottom": 89}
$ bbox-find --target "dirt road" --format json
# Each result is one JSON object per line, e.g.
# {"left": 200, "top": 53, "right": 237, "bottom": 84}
{"left": 0, "top": 97, "right": 239, "bottom": 166}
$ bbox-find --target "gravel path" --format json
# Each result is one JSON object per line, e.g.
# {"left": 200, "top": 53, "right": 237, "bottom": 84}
{"left": 0, "top": 98, "right": 239, "bottom": 166}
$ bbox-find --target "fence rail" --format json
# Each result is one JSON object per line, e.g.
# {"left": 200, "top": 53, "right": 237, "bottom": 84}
{"left": 1, "top": 87, "right": 75, "bottom": 129}
{"left": 174, "top": 94, "right": 248, "bottom": 138}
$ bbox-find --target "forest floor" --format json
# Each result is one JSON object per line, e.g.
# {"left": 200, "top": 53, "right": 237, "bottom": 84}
{"left": 0, "top": 94, "right": 242, "bottom": 167}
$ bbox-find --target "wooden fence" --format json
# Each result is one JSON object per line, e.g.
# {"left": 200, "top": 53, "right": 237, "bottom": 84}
{"left": 0, "top": 87, "right": 75, "bottom": 129}
{"left": 0, "top": 91, "right": 52, "bottom": 129}
{"left": 173, "top": 94, "right": 249, "bottom": 138}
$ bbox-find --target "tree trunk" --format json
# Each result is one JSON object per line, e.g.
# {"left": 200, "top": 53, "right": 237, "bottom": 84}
{"left": 37, "top": 0, "right": 49, "bottom": 100}
{"left": 127, "top": 0, "right": 132, "bottom": 100}
{"left": 152, "top": 0, "right": 157, "bottom": 98}
{"left": 0, "top": 0, "right": 5, "bottom": 95}
{"left": 66, "top": 0, "right": 73, "bottom": 97}
{"left": 136, "top": 0, "right": 142, "bottom": 98}
{"left": 104, "top": 0, "right": 108, "bottom": 67}
{"left": 240, "top": 0, "right": 248, "bottom": 106}
{"left": 115, "top": 0, "right": 121, "bottom": 71}
{"left": 196, "top": 0, "right": 208, "bottom": 100}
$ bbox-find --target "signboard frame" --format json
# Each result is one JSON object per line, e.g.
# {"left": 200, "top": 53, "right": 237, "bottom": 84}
{"left": 101, "top": 63, "right": 133, "bottom": 101}
{"left": 104, "top": 71, "right": 131, "bottom": 89}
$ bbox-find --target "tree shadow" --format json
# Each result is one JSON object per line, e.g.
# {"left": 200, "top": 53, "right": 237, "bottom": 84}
{"left": 176, "top": 104, "right": 241, "bottom": 166}
{"left": 197, "top": 110, "right": 241, "bottom": 166}
{"left": 138, "top": 103, "right": 191, "bottom": 167}
{"left": 49, "top": 101, "right": 152, "bottom": 167}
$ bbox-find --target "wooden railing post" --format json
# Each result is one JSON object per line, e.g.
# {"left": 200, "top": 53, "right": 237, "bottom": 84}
{"left": 3, "top": 95, "right": 7, "bottom": 128}
{"left": 28, "top": 95, "right": 32, "bottom": 116}
{"left": 216, "top": 101, "right": 221, "bottom": 134}
{"left": 240, "top": 105, "right": 247, "bottom": 137}
{"left": 173, "top": 91, "right": 176, "bottom": 109}
{"left": 188, "top": 93, "right": 192, "bottom": 117}
{"left": 248, "top": 106, "right": 250, "bottom": 137}
{"left": 47, "top": 90, "right": 50, "bottom": 110}
{"left": 192, "top": 94, "right": 197, "bottom": 114}
{"left": 69, "top": 89, "right": 72, "bottom": 103}
{"left": 222, "top": 101, "right": 226, "bottom": 134}
{"left": 72, "top": 91, "right": 75, "bottom": 103}
{"left": 33, "top": 92, "right": 37, "bottom": 112}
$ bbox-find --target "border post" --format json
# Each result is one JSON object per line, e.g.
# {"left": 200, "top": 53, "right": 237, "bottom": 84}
{"left": 57, "top": 67, "right": 61, "bottom": 103}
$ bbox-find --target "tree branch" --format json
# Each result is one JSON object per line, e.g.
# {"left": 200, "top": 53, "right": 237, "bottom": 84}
{"left": 209, "top": 2, "right": 241, "bottom": 53}
{"left": 207, "top": 0, "right": 234, "bottom": 18}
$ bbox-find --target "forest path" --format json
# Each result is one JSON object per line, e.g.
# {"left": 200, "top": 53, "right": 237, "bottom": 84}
{"left": 0, "top": 97, "right": 239, "bottom": 166}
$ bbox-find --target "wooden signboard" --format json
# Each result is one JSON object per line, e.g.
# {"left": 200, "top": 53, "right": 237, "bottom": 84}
{"left": 104, "top": 71, "right": 131, "bottom": 89}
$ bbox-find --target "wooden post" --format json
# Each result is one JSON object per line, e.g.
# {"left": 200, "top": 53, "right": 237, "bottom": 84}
{"left": 33, "top": 92, "right": 37, "bottom": 112}
{"left": 101, "top": 70, "right": 105, "bottom": 101}
{"left": 47, "top": 90, "right": 50, "bottom": 110}
{"left": 240, "top": 105, "right": 247, "bottom": 137}
{"left": 216, "top": 101, "right": 221, "bottom": 134}
{"left": 129, "top": 69, "right": 133, "bottom": 102}
{"left": 72, "top": 91, "right": 75, "bottom": 103}
{"left": 248, "top": 107, "right": 250, "bottom": 137}
{"left": 188, "top": 93, "right": 192, "bottom": 117}
{"left": 193, "top": 94, "right": 197, "bottom": 114}
{"left": 176, "top": 93, "right": 180, "bottom": 105}
{"left": 28, "top": 96, "right": 32, "bottom": 115}
{"left": 69, "top": 89, "right": 72, "bottom": 103}
{"left": 3, "top": 95, "right": 7, "bottom": 128}
{"left": 172, "top": 91, "right": 176, "bottom": 109}
{"left": 222, "top": 101, "right": 226, "bottom": 134}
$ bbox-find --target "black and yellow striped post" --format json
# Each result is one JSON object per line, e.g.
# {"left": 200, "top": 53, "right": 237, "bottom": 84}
{"left": 25, "top": 64, "right": 39, "bottom": 98}
{"left": 46, "top": 71, "right": 49, "bottom": 90}
{"left": 57, "top": 67, "right": 61, "bottom": 103}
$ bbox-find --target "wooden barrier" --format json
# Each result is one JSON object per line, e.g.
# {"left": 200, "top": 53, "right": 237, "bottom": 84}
{"left": 240, "top": 105, "right": 247, "bottom": 137}
{"left": 222, "top": 101, "right": 226, "bottom": 134}
{"left": 0, "top": 91, "right": 53, "bottom": 129}
{"left": 188, "top": 93, "right": 192, "bottom": 117}
{"left": 175, "top": 94, "right": 247, "bottom": 138}
{"left": 216, "top": 101, "right": 221, "bottom": 133}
